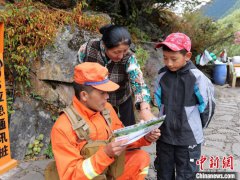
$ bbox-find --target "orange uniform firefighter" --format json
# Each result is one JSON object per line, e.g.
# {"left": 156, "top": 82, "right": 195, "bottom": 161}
{"left": 51, "top": 62, "right": 161, "bottom": 180}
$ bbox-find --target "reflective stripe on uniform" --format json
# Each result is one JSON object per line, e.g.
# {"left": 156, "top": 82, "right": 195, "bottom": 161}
{"left": 82, "top": 158, "right": 99, "bottom": 179}
{"left": 139, "top": 166, "right": 149, "bottom": 175}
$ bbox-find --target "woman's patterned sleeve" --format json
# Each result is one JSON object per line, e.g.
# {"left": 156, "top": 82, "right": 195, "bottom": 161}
{"left": 126, "top": 54, "right": 151, "bottom": 104}
{"left": 77, "top": 42, "right": 87, "bottom": 63}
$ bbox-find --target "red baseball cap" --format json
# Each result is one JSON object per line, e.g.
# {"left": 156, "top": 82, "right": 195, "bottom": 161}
{"left": 155, "top": 32, "right": 191, "bottom": 52}
{"left": 74, "top": 62, "right": 119, "bottom": 92}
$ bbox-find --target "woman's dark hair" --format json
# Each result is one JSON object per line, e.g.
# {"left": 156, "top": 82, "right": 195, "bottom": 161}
{"left": 73, "top": 82, "right": 94, "bottom": 100}
{"left": 99, "top": 24, "right": 131, "bottom": 49}
{"left": 161, "top": 44, "right": 188, "bottom": 55}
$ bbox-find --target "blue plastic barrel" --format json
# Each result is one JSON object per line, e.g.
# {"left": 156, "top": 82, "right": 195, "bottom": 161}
{"left": 213, "top": 64, "right": 227, "bottom": 85}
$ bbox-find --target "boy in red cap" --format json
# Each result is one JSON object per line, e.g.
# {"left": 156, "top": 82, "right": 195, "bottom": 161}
{"left": 154, "top": 33, "right": 215, "bottom": 179}
{"left": 50, "top": 62, "right": 160, "bottom": 180}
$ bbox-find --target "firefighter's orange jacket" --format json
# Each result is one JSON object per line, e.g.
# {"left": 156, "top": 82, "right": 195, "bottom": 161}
{"left": 51, "top": 96, "right": 151, "bottom": 180}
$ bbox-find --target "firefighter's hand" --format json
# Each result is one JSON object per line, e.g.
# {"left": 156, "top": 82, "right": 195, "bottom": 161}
{"left": 104, "top": 140, "right": 128, "bottom": 158}
{"left": 144, "top": 129, "right": 161, "bottom": 142}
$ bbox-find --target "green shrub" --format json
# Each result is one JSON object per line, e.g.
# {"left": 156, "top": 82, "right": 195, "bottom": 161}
{"left": 25, "top": 134, "right": 45, "bottom": 159}
{"left": 0, "top": 0, "right": 107, "bottom": 87}
{"left": 44, "top": 143, "right": 54, "bottom": 159}
{"left": 135, "top": 46, "right": 149, "bottom": 69}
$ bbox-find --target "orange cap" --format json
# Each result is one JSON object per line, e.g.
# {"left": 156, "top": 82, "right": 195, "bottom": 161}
{"left": 74, "top": 62, "right": 119, "bottom": 92}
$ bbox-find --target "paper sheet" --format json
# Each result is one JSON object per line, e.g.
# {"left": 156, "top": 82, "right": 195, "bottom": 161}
{"left": 113, "top": 115, "right": 166, "bottom": 145}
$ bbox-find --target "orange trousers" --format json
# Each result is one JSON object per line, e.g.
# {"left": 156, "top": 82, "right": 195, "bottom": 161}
{"left": 117, "top": 149, "right": 150, "bottom": 180}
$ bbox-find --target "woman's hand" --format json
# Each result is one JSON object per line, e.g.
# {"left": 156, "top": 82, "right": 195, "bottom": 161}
{"left": 139, "top": 109, "right": 155, "bottom": 121}
{"left": 138, "top": 102, "right": 155, "bottom": 120}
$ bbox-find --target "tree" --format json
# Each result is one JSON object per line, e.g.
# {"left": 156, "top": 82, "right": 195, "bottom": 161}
{"left": 87, "top": 0, "right": 200, "bottom": 19}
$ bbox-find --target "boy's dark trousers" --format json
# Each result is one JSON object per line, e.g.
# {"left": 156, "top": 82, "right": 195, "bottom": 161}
{"left": 154, "top": 140, "right": 201, "bottom": 180}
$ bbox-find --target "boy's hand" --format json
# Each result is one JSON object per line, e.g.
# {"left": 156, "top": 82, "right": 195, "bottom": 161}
{"left": 144, "top": 129, "right": 161, "bottom": 142}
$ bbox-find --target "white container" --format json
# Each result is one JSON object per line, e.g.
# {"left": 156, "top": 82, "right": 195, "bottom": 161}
{"left": 232, "top": 56, "right": 240, "bottom": 64}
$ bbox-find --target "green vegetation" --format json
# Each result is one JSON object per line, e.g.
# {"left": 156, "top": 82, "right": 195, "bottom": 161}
{"left": 211, "top": 9, "right": 240, "bottom": 56}
{"left": 7, "top": 96, "right": 14, "bottom": 117}
{"left": 51, "top": 115, "right": 58, "bottom": 122}
{"left": 135, "top": 46, "right": 149, "bottom": 69}
{"left": 154, "top": 8, "right": 240, "bottom": 59}
{"left": 221, "top": 0, "right": 240, "bottom": 18}
{"left": 44, "top": 143, "right": 54, "bottom": 159}
{"left": 79, "top": 12, "right": 111, "bottom": 32}
{"left": 166, "top": 11, "right": 231, "bottom": 59}
{"left": 30, "top": 92, "right": 42, "bottom": 101}
{"left": 25, "top": 134, "right": 44, "bottom": 159}
{"left": 128, "top": 27, "right": 150, "bottom": 43}
{"left": 0, "top": 0, "right": 108, "bottom": 87}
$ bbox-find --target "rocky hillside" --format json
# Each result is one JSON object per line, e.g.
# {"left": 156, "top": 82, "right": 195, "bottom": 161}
{"left": 210, "top": 8, "right": 240, "bottom": 56}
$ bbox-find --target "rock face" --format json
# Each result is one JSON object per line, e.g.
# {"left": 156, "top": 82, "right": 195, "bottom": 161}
{"left": 142, "top": 43, "right": 164, "bottom": 91}
{"left": 32, "top": 26, "right": 101, "bottom": 106}
{"left": 9, "top": 16, "right": 104, "bottom": 159}
{"left": 10, "top": 97, "right": 54, "bottom": 160}
{"left": 38, "top": 27, "right": 87, "bottom": 83}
